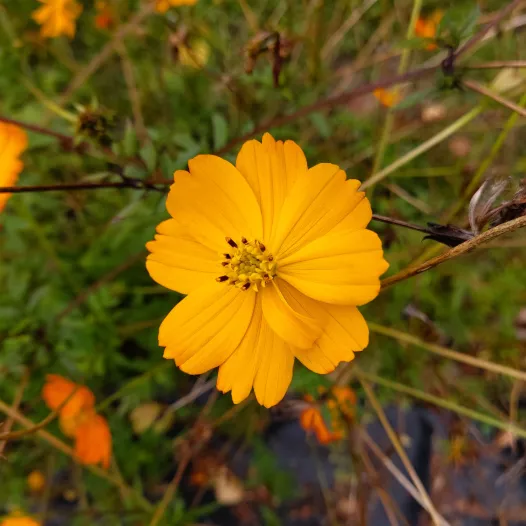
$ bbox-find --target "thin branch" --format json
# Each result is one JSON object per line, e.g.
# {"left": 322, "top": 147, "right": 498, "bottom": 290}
{"left": 215, "top": 66, "right": 437, "bottom": 155}
{"left": 453, "top": 0, "right": 524, "bottom": 59}
{"left": 369, "top": 323, "right": 526, "bottom": 383}
{"left": 0, "top": 116, "right": 74, "bottom": 146}
{"left": 381, "top": 215, "right": 526, "bottom": 289}
{"left": 355, "top": 369, "right": 526, "bottom": 440}
{"left": 359, "top": 378, "right": 443, "bottom": 526}
{"left": 56, "top": 2, "right": 157, "bottom": 109}
{"left": 0, "top": 398, "right": 153, "bottom": 511}
{"left": 0, "top": 386, "right": 79, "bottom": 442}
{"left": 360, "top": 430, "right": 449, "bottom": 526}
{"left": 463, "top": 78, "right": 526, "bottom": 118}
{"left": 0, "top": 370, "right": 29, "bottom": 455}
{"left": 371, "top": 214, "right": 430, "bottom": 233}
{"left": 0, "top": 180, "right": 168, "bottom": 194}
{"left": 466, "top": 60, "right": 526, "bottom": 69}
{"left": 116, "top": 42, "right": 148, "bottom": 144}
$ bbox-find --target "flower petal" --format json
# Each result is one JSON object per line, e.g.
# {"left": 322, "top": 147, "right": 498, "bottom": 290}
{"left": 329, "top": 195, "right": 372, "bottom": 234}
{"left": 236, "top": 133, "right": 307, "bottom": 246}
{"left": 41, "top": 375, "right": 95, "bottom": 419}
{"left": 146, "top": 232, "right": 218, "bottom": 295}
{"left": 161, "top": 282, "right": 255, "bottom": 375}
{"left": 253, "top": 326, "right": 294, "bottom": 408}
{"left": 216, "top": 296, "right": 263, "bottom": 404}
{"left": 74, "top": 413, "right": 112, "bottom": 469}
{"left": 217, "top": 292, "right": 294, "bottom": 408}
{"left": 272, "top": 166, "right": 365, "bottom": 259}
{"left": 279, "top": 230, "right": 389, "bottom": 305}
{"left": 293, "top": 304, "right": 369, "bottom": 373}
{"left": 261, "top": 279, "right": 323, "bottom": 349}
{"left": 166, "top": 155, "right": 263, "bottom": 252}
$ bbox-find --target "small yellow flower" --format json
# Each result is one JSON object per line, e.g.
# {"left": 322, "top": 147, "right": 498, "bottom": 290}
{"left": 155, "top": 0, "right": 197, "bottom": 14}
{"left": 0, "top": 122, "right": 28, "bottom": 214}
{"left": 32, "top": 0, "right": 83, "bottom": 39}
{"left": 146, "top": 133, "right": 388, "bottom": 408}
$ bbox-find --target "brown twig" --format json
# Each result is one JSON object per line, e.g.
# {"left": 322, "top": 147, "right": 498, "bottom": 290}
{"left": 454, "top": 0, "right": 524, "bottom": 59}
{"left": 0, "top": 369, "right": 29, "bottom": 455}
{"left": 0, "top": 116, "right": 74, "bottom": 146}
{"left": 0, "top": 398, "right": 153, "bottom": 511}
{"left": 0, "top": 181, "right": 168, "bottom": 194}
{"left": 466, "top": 60, "right": 526, "bottom": 69}
{"left": 0, "top": 386, "right": 79, "bottom": 442}
{"left": 381, "top": 215, "right": 526, "bottom": 289}
{"left": 116, "top": 42, "right": 148, "bottom": 144}
{"left": 56, "top": 2, "right": 157, "bottom": 109}
{"left": 463, "top": 79, "right": 526, "bottom": 118}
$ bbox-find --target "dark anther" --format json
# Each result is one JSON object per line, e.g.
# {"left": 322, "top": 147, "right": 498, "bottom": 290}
{"left": 258, "top": 241, "right": 266, "bottom": 252}
{"left": 268, "top": 255, "right": 273, "bottom": 261}
{"left": 241, "top": 237, "right": 248, "bottom": 244}
{"left": 226, "top": 237, "right": 238, "bottom": 248}
{"left": 223, "top": 253, "right": 232, "bottom": 259}
{"left": 241, "top": 282, "right": 251, "bottom": 291}
{"left": 221, "top": 261, "right": 230, "bottom": 266}
{"left": 263, "top": 273, "right": 270, "bottom": 279}
{"left": 216, "top": 275, "right": 229, "bottom": 282}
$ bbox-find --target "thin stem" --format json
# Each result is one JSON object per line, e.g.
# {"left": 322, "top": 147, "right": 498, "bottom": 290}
{"left": 371, "top": 214, "right": 430, "bottom": 233}
{"left": 443, "top": 89, "right": 526, "bottom": 221}
{"left": 0, "top": 115, "right": 74, "bottom": 145}
{"left": 359, "top": 378, "right": 443, "bottom": 526}
{"left": 360, "top": 429, "right": 450, "bottom": 526}
{"left": 0, "top": 369, "right": 29, "bottom": 454}
{"left": 466, "top": 60, "right": 526, "bottom": 69}
{"left": 369, "top": 0, "right": 423, "bottom": 179}
{"left": 381, "top": 215, "right": 526, "bottom": 288}
{"left": 369, "top": 323, "right": 526, "bottom": 383}
{"left": 0, "top": 180, "right": 168, "bottom": 193}
{"left": 0, "top": 398, "right": 153, "bottom": 511}
{"left": 453, "top": 0, "right": 524, "bottom": 59}
{"left": 463, "top": 79, "right": 526, "bottom": 118}
{"left": 355, "top": 369, "right": 526, "bottom": 440}
{"left": 361, "top": 106, "right": 484, "bottom": 190}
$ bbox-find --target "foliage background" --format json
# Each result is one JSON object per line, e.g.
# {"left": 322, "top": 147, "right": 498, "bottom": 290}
{"left": 1, "top": 0, "right": 526, "bottom": 524}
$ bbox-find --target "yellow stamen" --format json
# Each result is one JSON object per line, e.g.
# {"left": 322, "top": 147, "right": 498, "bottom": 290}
{"left": 218, "top": 237, "right": 277, "bottom": 291}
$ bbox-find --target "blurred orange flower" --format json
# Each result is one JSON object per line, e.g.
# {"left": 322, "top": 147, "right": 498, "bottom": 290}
{"left": 415, "top": 10, "right": 443, "bottom": 50}
{"left": 299, "top": 386, "right": 357, "bottom": 445}
{"left": 0, "top": 122, "right": 28, "bottom": 214}
{"left": 0, "top": 515, "right": 40, "bottom": 526}
{"left": 155, "top": 0, "right": 197, "bottom": 14}
{"left": 373, "top": 88, "right": 402, "bottom": 108}
{"left": 42, "top": 375, "right": 112, "bottom": 468}
{"left": 300, "top": 406, "right": 342, "bottom": 445}
{"left": 74, "top": 414, "right": 112, "bottom": 469}
{"left": 32, "top": 0, "right": 83, "bottom": 39}
{"left": 95, "top": 1, "right": 114, "bottom": 30}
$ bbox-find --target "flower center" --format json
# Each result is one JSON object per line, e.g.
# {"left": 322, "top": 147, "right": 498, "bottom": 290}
{"left": 216, "top": 237, "right": 277, "bottom": 291}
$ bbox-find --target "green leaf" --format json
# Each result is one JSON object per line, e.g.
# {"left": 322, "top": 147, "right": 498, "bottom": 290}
{"left": 212, "top": 113, "right": 229, "bottom": 150}
{"left": 139, "top": 141, "right": 157, "bottom": 172}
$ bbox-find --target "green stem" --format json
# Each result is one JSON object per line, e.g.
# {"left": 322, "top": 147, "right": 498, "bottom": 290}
{"left": 362, "top": 105, "right": 485, "bottom": 190}
{"left": 355, "top": 369, "right": 526, "bottom": 439}
{"left": 369, "top": 0, "right": 423, "bottom": 179}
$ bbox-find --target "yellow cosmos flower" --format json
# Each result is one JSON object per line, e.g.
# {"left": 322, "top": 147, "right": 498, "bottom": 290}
{"left": 146, "top": 134, "right": 388, "bottom": 407}
{"left": 155, "top": 0, "right": 197, "bottom": 14}
{"left": 32, "top": 0, "right": 83, "bottom": 39}
{"left": 0, "top": 122, "right": 28, "bottom": 214}
{"left": 0, "top": 515, "right": 40, "bottom": 526}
